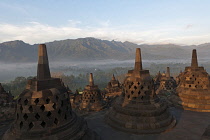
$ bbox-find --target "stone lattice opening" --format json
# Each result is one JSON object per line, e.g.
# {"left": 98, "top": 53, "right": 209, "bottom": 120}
{"left": 34, "top": 98, "right": 39, "bottom": 105}
{"left": 23, "top": 113, "right": 28, "bottom": 121}
{"left": 58, "top": 109, "right": 61, "bottom": 115}
{"left": 20, "top": 121, "right": 23, "bottom": 129}
{"left": 28, "top": 106, "right": 33, "bottom": 113}
{"left": 35, "top": 113, "right": 40, "bottom": 120}
{"left": 24, "top": 99, "right": 28, "bottom": 105}
{"left": 47, "top": 111, "right": 51, "bottom": 118}
{"left": 131, "top": 91, "right": 134, "bottom": 94}
{"left": 40, "top": 121, "right": 46, "bottom": 128}
{"left": 52, "top": 103, "right": 56, "bottom": 109}
{"left": 56, "top": 95, "right": 59, "bottom": 101}
{"left": 54, "top": 118, "right": 58, "bottom": 125}
{"left": 40, "top": 105, "right": 45, "bottom": 111}
{"left": 20, "top": 105, "right": 23, "bottom": 112}
{"left": 29, "top": 122, "right": 34, "bottom": 130}
{"left": 46, "top": 98, "right": 50, "bottom": 104}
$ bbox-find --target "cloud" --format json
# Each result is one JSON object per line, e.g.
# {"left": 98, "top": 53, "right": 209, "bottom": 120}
{"left": 67, "top": 20, "right": 81, "bottom": 27}
{"left": 0, "top": 21, "right": 209, "bottom": 45}
{"left": 185, "top": 24, "right": 193, "bottom": 30}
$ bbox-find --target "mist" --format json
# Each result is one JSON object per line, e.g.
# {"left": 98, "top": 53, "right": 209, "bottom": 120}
{"left": 1, "top": 57, "right": 210, "bottom": 83}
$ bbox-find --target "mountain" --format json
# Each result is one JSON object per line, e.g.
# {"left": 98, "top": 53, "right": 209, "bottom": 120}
{"left": 0, "top": 40, "right": 36, "bottom": 62}
{"left": 196, "top": 43, "right": 210, "bottom": 58}
{"left": 0, "top": 37, "right": 209, "bottom": 63}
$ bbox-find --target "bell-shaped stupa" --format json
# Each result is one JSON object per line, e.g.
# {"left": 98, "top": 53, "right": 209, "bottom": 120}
{"left": 155, "top": 67, "right": 177, "bottom": 95}
{"left": 3, "top": 44, "right": 100, "bottom": 140}
{"left": 105, "top": 48, "right": 176, "bottom": 134}
{"left": 80, "top": 73, "right": 105, "bottom": 112}
{"left": 105, "top": 74, "right": 122, "bottom": 98}
{"left": 0, "top": 83, "right": 13, "bottom": 105}
{"left": 170, "top": 49, "right": 210, "bottom": 112}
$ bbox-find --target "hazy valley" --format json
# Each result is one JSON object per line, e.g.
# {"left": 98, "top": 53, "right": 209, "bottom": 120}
{"left": 2, "top": 37, "right": 210, "bottom": 97}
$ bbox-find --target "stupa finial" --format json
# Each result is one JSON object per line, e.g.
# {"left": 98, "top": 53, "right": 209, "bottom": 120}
{"left": 191, "top": 49, "right": 198, "bottom": 67}
{"left": 112, "top": 74, "right": 116, "bottom": 80}
{"left": 134, "top": 48, "right": 143, "bottom": 71}
{"left": 166, "top": 67, "right": 170, "bottom": 78}
{"left": 37, "top": 44, "right": 51, "bottom": 80}
{"left": 89, "top": 73, "right": 94, "bottom": 86}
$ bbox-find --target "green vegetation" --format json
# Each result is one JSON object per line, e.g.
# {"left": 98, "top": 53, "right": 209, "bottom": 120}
{"left": 3, "top": 77, "right": 31, "bottom": 99}
{"left": 2, "top": 67, "right": 129, "bottom": 97}
{"left": 3, "top": 61, "right": 209, "bottom": 98}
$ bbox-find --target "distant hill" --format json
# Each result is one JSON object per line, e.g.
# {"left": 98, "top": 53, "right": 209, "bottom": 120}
{"left": 0, "top": 37, "right": 209, "bottom": 62}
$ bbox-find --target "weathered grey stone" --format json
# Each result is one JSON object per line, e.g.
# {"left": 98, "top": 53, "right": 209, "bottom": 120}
{"left": 3, "top": 44, "right": 100, "bottom": 140}
{"left": 79, "top": 73, "right": 105, "bottom": 112}
{"left": 155, "top": 67, "right": 177, "bottom": 96}
{"left": 170, "top": 49, "right": 210, "bottom": 112}
{"left": 105, "top": 48, "right": 176, "bottom": 134}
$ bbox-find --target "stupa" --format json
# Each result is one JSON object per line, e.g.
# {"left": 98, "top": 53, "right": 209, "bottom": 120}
{"left": 170, "top": 49, "right": 210, "bottom": 112}
{"left": 155, "top": 67, "right": 177, "bottom": 95}
{"left": 80, "top": 73, "right": 104, "bottom": 112}
{"left": 70, "top": 90, "right": 82, "bottom": 109}
{"left": 105, "top": 48, "right": 176, "bottom": 134}
{"left": 175, "top": 70, "right": 183, "bottom": 85}
{"left": 0, "top": 83, "right": 13, "bottom": 105}
{"left": 3, "top": 44, "right": 100, "bottom": 140}
{"left": 105, "top": 74, "right": 122, "bottom": 98}
{"left": 154, "top": 71, "right": 162, "bottom": 89}
{"left": 0, "top": 84, "right": 15, "bottom": 121}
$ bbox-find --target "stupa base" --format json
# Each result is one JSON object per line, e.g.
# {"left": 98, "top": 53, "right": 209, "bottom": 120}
{"left": 169, "top": 95, "right": 210, "bottom": 112}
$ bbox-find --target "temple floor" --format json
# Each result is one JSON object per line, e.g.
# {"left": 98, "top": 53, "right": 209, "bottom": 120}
{"left": 0, "top": 119, "right": 13, "bottom": 139}
{"left": 85, "top": 107, "right": 210, "bottom": 140}
{"left": 1, "top": 107, "right": 210, "bottom": 140}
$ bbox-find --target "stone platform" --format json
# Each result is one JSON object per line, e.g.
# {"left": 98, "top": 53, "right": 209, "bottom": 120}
{"left": 1, "top": 107, "right": 210, "bottom": 140}
{"left": 86, "top": 107, "right": 210, "bottom": 140}
{"left": 0, "top": 119, "right": 13, "bottom": 139}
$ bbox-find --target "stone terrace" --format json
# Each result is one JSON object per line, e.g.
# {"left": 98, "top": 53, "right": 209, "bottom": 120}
{"left": 1, "top": 107, "right": 210, "bottom": 140}
{"left": 86, "top": 107, "right": 210, "bottom": 140}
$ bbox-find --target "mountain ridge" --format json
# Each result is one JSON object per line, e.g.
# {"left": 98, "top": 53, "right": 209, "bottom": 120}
{"left": 0, "top": 37, "right": 209, "bottom": 63}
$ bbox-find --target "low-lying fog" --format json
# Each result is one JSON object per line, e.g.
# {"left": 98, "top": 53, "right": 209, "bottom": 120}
{"left": 1, "top": 58, "right": 210, "bottom": 83}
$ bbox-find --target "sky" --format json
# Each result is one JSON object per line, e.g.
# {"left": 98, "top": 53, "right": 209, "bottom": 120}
{"left": 0, "top": 0, "right": 210, "bottom": 45}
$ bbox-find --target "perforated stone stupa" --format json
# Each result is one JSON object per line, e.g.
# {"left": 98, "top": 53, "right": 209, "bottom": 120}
{"left": 105, "top": 48, "right": 176, "bottom": 134}
{"left": 3, "top": 44, "right": 100, "bottom": 140}
{"left": 170, "top": 49, "right": 210, "bottom": 112}
{"left": 105, "top": 74, "right": 122, "bottom": 98}
{"left": 155, "top": 67, "right": 177, "bottom": 95}
{"left": 80, "top": 73, "right": 104, "bottom": 112}
{"left": 70, "top": 90, "right": 82, "bottom": 109}
{"left": 0, "top": 84, "right": 15, "bottom": 121}
{"left": 0, "top": 83, "right": 13, "bottom": 105}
